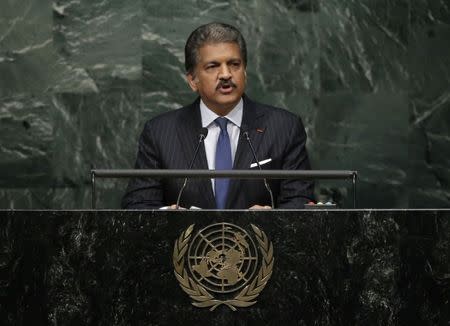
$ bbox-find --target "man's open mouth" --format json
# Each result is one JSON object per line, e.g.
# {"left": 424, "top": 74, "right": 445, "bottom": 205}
{"left": 217, "top": 82, "right": 236, "bottom": 93}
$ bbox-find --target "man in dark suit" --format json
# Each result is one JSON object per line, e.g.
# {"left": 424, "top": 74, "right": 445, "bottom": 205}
{"left": 122, "top": 22, "right": 314, "bottom": 209}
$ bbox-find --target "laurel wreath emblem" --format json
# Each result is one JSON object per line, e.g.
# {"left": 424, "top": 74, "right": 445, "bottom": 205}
{"left": 173, "top": 223, "right": 274, "bottom": 311}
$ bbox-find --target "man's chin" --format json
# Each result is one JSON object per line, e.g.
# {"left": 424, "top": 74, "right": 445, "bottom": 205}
{"left": 203, "top": 95, "right": 242, "bottom": 114}
{"left": 216, "top": 95, "right": 241, "bottom": 108}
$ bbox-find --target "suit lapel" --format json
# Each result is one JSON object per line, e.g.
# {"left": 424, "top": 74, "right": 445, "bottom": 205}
{"left": 226, "top": 96, "right": 266, "bottom": 208}
{"left": 176, "top": 99, "right": 215, "bottom": 208}
{"left": 176, "top": 98, "right": 206, "bottom": 168}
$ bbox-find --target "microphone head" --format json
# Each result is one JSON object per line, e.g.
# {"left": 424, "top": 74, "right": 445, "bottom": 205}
{"left": 199, "top": 127, "right": 208, "bottom": 139}
{"left": 240, "top": 124, "right": 250, "bottom": 139}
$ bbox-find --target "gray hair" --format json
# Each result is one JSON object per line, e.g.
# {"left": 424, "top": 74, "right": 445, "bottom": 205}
{"left": 184, "top": 22, "right": 247, "bottom": 74}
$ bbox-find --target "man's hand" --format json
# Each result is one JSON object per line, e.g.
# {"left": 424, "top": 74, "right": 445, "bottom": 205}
{"left": 168, "top": 204, "right": 186, "bottom": 210}
{"left": 167, "top": 204, "right": 271, "bottom": 210}
{"left": 249, "top": 205, "right": 272, "bottom": 210}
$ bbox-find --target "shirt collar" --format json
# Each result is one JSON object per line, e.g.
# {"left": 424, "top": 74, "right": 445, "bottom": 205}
{"left": 200, "top": 98, "right": 243, "bottom": 128}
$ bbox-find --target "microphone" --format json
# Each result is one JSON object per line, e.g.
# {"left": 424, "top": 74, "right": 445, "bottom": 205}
{"left": 241, "top": 125, "right": 275, "bottom": 209}
{"left": 175, "top": 128, "right": 208, "bottom": 209}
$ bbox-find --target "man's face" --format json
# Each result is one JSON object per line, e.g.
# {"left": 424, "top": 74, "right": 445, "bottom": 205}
{"left": 187, "top": 42, "right": 246, "bottom": 115}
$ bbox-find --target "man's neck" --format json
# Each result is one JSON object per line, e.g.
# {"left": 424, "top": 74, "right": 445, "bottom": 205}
{"left": 200, "top": 98, "right": 243, "bottom": 129}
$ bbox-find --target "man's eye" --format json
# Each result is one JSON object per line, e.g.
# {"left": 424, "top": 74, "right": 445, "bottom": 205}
{"left": 229, "top": 62, "right": 241, "bottom": 69}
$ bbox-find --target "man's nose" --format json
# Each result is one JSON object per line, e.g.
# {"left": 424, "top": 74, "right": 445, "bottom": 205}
{"left": 218, "top": 64, "right": 232, "bottom": 79}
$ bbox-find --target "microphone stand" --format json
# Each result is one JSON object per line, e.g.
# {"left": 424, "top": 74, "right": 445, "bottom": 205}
{"left": 175, "top": 129, "right": 208, "bottom": 209}
{"left": 243, "top": 131, "right": 275, "bottom": 209}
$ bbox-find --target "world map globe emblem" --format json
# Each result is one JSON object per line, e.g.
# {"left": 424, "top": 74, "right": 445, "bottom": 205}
{"left": 187, "top": 223, "right": 259, "bottom": 294}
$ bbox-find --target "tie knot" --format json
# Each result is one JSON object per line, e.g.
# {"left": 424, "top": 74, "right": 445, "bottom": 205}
{"left": 215, "top": 117, "right": 229, "bottom": 132}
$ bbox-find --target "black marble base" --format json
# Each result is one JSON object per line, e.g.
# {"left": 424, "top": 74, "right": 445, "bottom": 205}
{"left": 0, "top": 210, "right": 448, "bottom": 325}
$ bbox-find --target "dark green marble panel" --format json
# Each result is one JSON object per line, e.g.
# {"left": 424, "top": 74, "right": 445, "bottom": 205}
{"left": 410, "top": 0, "right": 450, "bottom": 26}
{"left": 0, "top": 0, "right": 57, "bottom": 97}
{"left": 313, "top": 92, "right": 409, "bottom": 208}
{"left": 0, "top": 186, "right": 116, "bottom": 210}
{"left": 51, "top": 88, "right": 142, "bottom": 185}
{"left": 0, "top": 188, "right": 54, "bottom": 209}
{"left": 48, "top": 82, "right": 142, "bottom": 209}
{"left": 0, "top": 95, "right": 54, "bottom": 187}
{"left": 319, "top": 0, "right": 409, "bottom": 92}
{"left": 53, "top": 185, "right": 124, "bottom": 209}
{"left": 49, "top": 186, "right": 92, "bottom": 209}
{"left": 1, "top": 0, "right": 449, "bottom": 208}
{"left": 142, "top": 16, "right": 196, "bottom": 117}
{"left": 241, "top": 2, "right": 320, "bottom": 98}
{"left": 52, "top": 0, "right": 142, "bottom": 95}
{"left": 408, "top": 24, "right": 450, "bottom": 207}
{"left": 52, "top": 0, "right": 141, "bottom": 68}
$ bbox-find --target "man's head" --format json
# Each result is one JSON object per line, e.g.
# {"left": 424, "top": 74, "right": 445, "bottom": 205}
{"left": 185, "top": 22, "right": 247, "bottom": 115}
{"left": 185, "top": 23, "right": 247, "bottom": 74}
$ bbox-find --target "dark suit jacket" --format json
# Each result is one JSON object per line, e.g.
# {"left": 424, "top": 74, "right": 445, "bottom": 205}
{"left": 121, "top": 95, "right": 314, "bottom": 209}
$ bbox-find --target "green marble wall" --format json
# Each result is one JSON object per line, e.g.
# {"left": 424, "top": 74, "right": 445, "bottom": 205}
{"left": 0, "top": 0, "right": 449, "bottom": 208}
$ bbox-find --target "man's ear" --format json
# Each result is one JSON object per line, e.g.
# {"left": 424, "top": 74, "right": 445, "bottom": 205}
{"left": 186, "top": 73, "right": 199, "bottom": 92}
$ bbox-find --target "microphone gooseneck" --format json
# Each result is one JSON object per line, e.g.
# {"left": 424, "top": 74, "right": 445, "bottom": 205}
{"left": 243, "top": 129, "right": 275, "bottom": 209}
{"left": 175, "top": 128, "right": 208, "bottom": 209}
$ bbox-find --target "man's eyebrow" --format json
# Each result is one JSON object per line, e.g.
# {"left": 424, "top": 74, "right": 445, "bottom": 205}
{"left": 202, "top": 59, "right": 242, "bottom": 68}
{"left": 204, "top": 60, "right": 219, "bottom": 66}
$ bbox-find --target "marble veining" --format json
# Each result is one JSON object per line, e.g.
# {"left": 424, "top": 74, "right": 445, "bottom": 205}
{"left": 0, "top": 0, "right": 449, "bottom": 208}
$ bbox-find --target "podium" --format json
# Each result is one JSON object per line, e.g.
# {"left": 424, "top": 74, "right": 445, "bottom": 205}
{"left": 0, "top": 209, "right": 448, "bottom": 325}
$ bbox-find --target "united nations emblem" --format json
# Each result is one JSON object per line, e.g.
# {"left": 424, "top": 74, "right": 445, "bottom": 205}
{"left": 173, "top": 223, "right": 274, "bottom": 311}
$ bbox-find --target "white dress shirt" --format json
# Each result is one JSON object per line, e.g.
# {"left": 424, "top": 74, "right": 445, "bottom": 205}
{"left": 200, "top": 98, "right": 243, "bottom": 193}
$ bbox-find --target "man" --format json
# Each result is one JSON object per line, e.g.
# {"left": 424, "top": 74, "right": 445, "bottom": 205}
{"left": 121, "top": 22, "right": 314, "bottom": 209}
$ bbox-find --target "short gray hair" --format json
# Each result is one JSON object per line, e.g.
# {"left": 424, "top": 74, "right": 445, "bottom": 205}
{"left": 184, "top": 22, "right": 247, "bottom": 74}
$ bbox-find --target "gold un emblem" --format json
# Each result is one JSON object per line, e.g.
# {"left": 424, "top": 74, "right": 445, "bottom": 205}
{"left": 173, "top": 223, "right": 274, "bottom": 311}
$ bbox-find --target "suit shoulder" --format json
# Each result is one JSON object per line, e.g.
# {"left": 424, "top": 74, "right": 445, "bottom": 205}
{"left": 251, "top": 100, "right": 303, "bottom": 124}
{"left": 142, "top": 103, "right": 194, "bottom": 130}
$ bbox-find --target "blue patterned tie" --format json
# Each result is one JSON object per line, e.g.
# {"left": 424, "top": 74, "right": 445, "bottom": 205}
{"left": 214, "top": 117, "right": 232, "bottom": 209}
